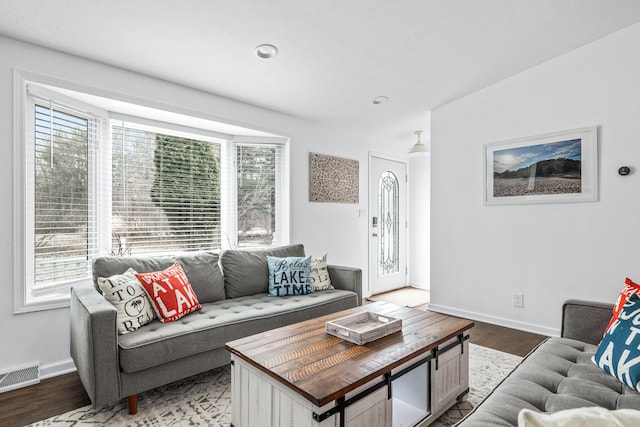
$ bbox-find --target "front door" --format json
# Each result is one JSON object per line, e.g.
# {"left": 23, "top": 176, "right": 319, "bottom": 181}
{"left": 369, "top": 154, "right": 407, "bottom": 295}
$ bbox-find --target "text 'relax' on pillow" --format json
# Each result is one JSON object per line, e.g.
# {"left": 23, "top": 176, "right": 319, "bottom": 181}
{"left": 309, "top": 253, "right": 334, "bottom": 291}
{"left": 592, "top": 292, "right": 640, "bottom": 392}
{"left": 267, "top": 256, "right": 314, "bottom": 296}
{"left": 136, "top": 262, "right": 201, "bottom": 323}
{"left": 97, "top": 268, "right": 155, "bottom": 334}
{"left": 605, "top": 277, "right": 640, "bottom": 332}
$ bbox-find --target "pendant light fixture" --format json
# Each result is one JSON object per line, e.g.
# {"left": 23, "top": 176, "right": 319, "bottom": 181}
{"left": 408, "top": 130, "right": 429, "bottom": 157}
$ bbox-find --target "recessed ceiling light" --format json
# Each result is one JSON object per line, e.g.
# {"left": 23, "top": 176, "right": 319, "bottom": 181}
{"left": 372, "top": 96, "right": 388, "bottom": 105}
{"left": 255, "top": 44, "right": 278, "bottom": 59}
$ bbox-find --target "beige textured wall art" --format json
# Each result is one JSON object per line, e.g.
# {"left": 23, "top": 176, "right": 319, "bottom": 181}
{"left": 309, "top": 153, "right": 359, "bottom": 203}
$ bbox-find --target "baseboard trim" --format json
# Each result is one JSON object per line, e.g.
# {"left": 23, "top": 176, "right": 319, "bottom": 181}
{"left": 428, "top": 303, "right": 559, "bottom": 337}
{"left": 408, "top": 282, "right": 430, "bottom": 290}
{"left": 39, "top": 358, "right": 76, "bottom": 380}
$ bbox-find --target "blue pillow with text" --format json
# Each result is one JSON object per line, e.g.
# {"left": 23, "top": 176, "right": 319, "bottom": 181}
{"left": 592, "top": 292, "right": 640, "bottom": 392}
{"left": 267, "top": 256, "right": 314, "bottom": 297}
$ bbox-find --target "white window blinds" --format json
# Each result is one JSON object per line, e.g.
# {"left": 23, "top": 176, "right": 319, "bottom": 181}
{"left": 20, "top": 77, "right": 289, "bottom": 303}
{"left": 236, "top": 143, "right": 283, "bottom": 247}
{"left": 111, "top": 122, "right": 223, "bottom": 256}
{"left": 31, "top": 101, "right": 98, "bottom": 287}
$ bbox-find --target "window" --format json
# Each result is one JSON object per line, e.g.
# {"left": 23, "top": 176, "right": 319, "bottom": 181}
{"left": 32, "top": 103, "right": 97, "bottom": 288}
{"left": 236, "top": 144, "right": 282, "bottom": 247}
{"left": 378, "top": 170, "right": 399, "bottom": 276}
{"left": 15, "top": 76, "right": 288, "bottom": 312}
{"left": 111, "top": 122, "right": 223, "bottom": 255}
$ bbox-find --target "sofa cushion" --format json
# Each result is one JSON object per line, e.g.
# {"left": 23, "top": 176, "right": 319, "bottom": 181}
{"left": 267, "top": 255, "right": 313, "bottom": 296}
{"left": 92, "top": 252, "right": 225, "bottom": 304}
{"left": 96, "top": 268, "right": 155, "bottom": 334}
{"left": 458, "top": 337, "right": 640, "bottom": 427}
{"left": 310, "top": 254, "right": 334, "bottom": 291}
{"left": 117, "top": 288, "right": 357, "bottom": 373}
{"left": 593, "top": 293, "right": 640, "bottom": 392}
{"left": 605, "top": 277, "right": 640, "bottom": 331}
{"left": 221, "top": 244, "right": 305, "bottom": 298}
{"left": 136, "top": 262, "right": 202, "bottom": 323}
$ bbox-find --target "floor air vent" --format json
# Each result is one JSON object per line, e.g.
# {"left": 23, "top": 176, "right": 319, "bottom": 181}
{"left": 0, "top": 364, "right": 40, "bottom": 393}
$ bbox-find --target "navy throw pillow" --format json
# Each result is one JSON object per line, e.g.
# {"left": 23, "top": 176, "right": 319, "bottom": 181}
{"left": 592, "top": 292, "right": 640, "bottom": 392}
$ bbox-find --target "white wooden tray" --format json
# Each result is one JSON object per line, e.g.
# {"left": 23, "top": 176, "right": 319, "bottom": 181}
{"left": 326, "top": 311, "right": 402, "bottom": 345}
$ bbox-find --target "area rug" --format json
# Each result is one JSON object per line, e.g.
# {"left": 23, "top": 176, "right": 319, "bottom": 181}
{"left": 29, "top": 344, "right": 521, "bottom": 426}
{"left": 367, "top": 286, "right": 430, "bottom": 307}
{"left": 430, "top": 344, "right": 523, "bottom": 427}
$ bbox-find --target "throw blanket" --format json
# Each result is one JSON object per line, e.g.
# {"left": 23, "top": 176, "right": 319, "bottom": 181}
{"left": 518, "top": 407, "right": 640, "bottom": 427}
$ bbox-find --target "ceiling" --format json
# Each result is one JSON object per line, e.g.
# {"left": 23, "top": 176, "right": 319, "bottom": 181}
{"left": 2, "top": 0, "right": 640, "bottom": 142}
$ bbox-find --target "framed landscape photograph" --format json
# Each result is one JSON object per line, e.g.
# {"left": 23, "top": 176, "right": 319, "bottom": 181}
{"left": 484, "top": 126, "right": 598, "bottom": 205}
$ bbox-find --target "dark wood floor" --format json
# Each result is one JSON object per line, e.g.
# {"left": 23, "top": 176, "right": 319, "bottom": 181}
{"left": 0, "top": 302, "right": 548, "bottom": 427}
{"left": 373, "top": 300, "right": 547, "bottom": 358}
{"left": 410, "top": 301, "right": 547, "bottom": 358}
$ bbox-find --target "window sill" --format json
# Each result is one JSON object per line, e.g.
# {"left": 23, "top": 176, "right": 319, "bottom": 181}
{"left": 14, "top": 281, "right": 83, "bottom": 314}
{"left": 14, "top": 294, "right": 70, "bottom": 314}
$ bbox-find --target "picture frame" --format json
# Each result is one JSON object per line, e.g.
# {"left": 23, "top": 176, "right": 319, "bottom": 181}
{"left": 309, "top": 152, "right": 359, "bottom": 204}
{"left": 484, "top": 126, "right": 598, "bottom": 205}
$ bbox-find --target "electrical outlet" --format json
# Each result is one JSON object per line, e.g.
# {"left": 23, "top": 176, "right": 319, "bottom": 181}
{"left": 513, "top": 293, "right": 524, "bottom": 308}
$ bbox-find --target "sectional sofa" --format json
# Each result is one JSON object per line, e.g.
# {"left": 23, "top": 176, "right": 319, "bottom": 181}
{"left": 458, "top": 299, "right": 640, "bottom": 426}
{"left": 69, "top": 244, "right": 362, "bottom": 415}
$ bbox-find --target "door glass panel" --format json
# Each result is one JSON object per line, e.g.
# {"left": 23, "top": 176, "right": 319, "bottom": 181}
{"left": 378, "top": 171, "right": 399, "bottom": 276}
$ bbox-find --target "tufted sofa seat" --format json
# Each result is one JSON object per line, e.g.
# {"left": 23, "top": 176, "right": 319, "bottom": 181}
{"left": 117, "top": 290, "right": 356, "bottom": 373}
{"left": 457, "top": 300, "right": 640, "bottom": 426}
{"left": 70, "top": 244, "right": 362, "bottom": 415}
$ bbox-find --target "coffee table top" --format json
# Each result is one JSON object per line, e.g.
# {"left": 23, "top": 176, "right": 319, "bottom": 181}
{"left": 225, "top": 301, "right": 474, "bottom": 407}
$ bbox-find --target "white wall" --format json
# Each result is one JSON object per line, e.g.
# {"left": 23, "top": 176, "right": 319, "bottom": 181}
{"left": 429, "top": 24, "right": 640, "bottom": 336}
{"left": 0, "top": 35, "right": 411, "bottom": 378}
{"left": 409, "top": 132, "right": 431, "bottom": 288}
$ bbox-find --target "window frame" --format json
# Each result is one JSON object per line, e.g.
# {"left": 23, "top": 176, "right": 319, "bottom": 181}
{"left": 13, "top": 70, "right": 289, "bottom": 314}
{"left": 231, "top": 139, "right": 288, "bottom": 249}
{"left": 28, "top": 99, "right": 97, "bottom": 293}
{"left": 15, "top": 75, "right": 110, "bottom": 313}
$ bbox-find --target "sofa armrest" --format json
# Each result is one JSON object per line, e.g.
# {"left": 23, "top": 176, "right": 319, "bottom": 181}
{"left": 561, "top": 299, "right": 614, "bottom": 345}
{"left": 327, "top": 265, "right": 363, "bottom": 305}
{"left": 70, "top": 285, "right": 120, "bottom": 408}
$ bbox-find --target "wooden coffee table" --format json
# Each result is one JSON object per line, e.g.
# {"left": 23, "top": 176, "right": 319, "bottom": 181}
{"left": 225, "top": 302, "right": 474, "bottom": 427}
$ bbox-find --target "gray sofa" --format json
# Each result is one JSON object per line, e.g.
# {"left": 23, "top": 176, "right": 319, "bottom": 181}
{"left": 70, "top": 244, "right": 362, "bottom": 415}
{"left": 458, "top": 299, "right": 640, "bottom": 426}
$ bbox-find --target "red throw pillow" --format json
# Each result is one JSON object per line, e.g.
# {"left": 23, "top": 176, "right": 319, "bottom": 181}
{"left": 136, "top": 262, "right": 201, "bottom": 323}
{"left": 605, "top": 277, "right": 640, "bottom": 332}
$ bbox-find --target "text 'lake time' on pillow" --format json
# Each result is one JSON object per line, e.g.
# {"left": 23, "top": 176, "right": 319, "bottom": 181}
{"left": 267, "top": 255, "right": 314, "bottom": 296}
{"left": 135, "top": 262, "right": 201, "bottom": 323}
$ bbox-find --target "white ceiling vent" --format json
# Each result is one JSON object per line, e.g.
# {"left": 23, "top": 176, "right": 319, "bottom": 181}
{"left": 0, "top": 364, "right": 40, "bottom": 393}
